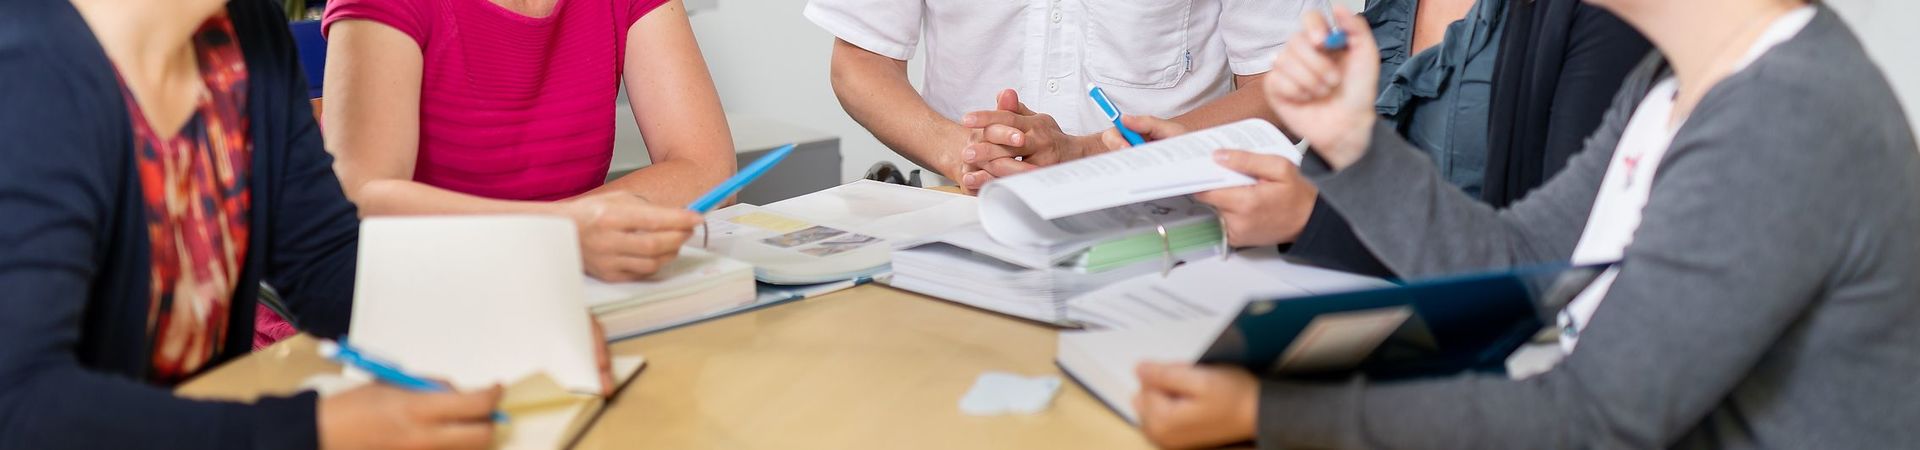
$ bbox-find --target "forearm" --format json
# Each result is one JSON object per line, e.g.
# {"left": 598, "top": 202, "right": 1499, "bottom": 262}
{"left": 829, "top": 39, "right": 970, "bottom": 180}
{"left": 1304, "top": 123, "right": 1597, "bottom": 276}
{"left": 348, "top": 179, "right": 570, "bottom": 217}
{"left": 1170, "top": 74, "right": 1283, "bottom": 132}
{"left": 0, "top": 361, "right": 320, "bottom": 450}
{"left": 594, "top": 157, "right": 731, "bottom": 207}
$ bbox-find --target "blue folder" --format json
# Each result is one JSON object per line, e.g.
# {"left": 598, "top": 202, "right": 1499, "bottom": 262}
{"left": 1198, "top": 263, "right": 1611, "bottom": 380}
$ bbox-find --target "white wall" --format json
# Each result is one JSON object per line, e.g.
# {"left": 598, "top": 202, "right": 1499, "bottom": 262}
{"left": 1826, "top": 0, "right": 1920, "bottom": 142}
{"left": 688, "top": 0, "right": 925, "bottom": 183}
{"left": 686, "top": 0, "right": 1919, "bottom": 183}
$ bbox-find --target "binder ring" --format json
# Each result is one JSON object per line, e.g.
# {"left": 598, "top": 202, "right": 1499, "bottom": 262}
{"left": 1125, "top": 214, "right": 1176, "bottom": 278}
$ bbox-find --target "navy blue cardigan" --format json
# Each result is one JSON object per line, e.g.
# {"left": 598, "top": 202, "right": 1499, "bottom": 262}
{"left": 0, "top": 1, "right": 359, "bottom": 449}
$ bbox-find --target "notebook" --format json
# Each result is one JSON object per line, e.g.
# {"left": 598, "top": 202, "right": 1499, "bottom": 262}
{"left": 584, "top": 246, "right": 758, "bottom": 340}
{"left": 346, "top": 215, "right": 649, "bottom": 448}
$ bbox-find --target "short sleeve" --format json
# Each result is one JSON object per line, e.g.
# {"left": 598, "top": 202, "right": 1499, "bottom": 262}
{"left": 322, "top": 0, "right": 431, "bottom": 48}
{"left": 803, "top": 0, "right": 924, "bottom": 60}
{"left": 621, "top": 0, "right": 672, "bottom": 29}
{"left": 1221, "top": 0, "right": 1317, "bottom": 75}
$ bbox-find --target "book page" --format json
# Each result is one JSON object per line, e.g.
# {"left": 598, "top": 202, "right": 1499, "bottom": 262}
{"left": 979, "top": 119, "right": 1297, "bottom": 248}
{"left": 349, "top": 216, "right": 603, "bottom": 394}
{"left": 1066, "top": 247, "right": 1390, "bottom": 330}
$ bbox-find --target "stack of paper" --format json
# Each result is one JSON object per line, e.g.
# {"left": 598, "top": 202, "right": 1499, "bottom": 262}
{"left": 1054, "top": 249, "right": 1390, "bottom": 423}
{"left": 891, "top": 119, "right": 1298, "bottom": 324}
{"left": 585, "top": 247, "right": 758, "bottom": 340}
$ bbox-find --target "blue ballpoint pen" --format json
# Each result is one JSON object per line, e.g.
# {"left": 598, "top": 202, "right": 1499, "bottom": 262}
{"left": 687, "top": 143, "right": 796, "bottom": 213}
{"left": 1320, "top": 8, "right": 1348, "bottom": 50}
{"left": 319, "top": 339, "right": 510, "bottom": 423}
{"left": 1088, "top": 85, "right": 1146, "bottom": 146}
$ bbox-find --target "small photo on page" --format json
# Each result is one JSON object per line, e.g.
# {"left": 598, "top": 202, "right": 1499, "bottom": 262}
{"left": 798, "top": 233, "right": 882, "bottom": 257}
{"left": 761, "top": 226, "right": 847, "bottom": 248}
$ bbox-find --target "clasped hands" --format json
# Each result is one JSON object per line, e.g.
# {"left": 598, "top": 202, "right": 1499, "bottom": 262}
{"left": 952, "top": 90, "right": 1318, "bottom": 248}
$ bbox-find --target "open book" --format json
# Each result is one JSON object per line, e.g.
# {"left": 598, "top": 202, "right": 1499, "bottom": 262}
{"left": 892, "top": 119, "right": 1301, "bottom": 324}
{"left": 348, "top": 216, "right": 647, "bottom": 449}
{"left": 1059, "top": 263, "right": 1608, "bottom": 424}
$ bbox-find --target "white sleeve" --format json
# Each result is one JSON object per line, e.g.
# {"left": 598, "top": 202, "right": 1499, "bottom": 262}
{"left": 1221, "top": 0, "right": 1320, "bottom": 75}
{"left": 803, "top": 0, "right": 925, "bottom": 60}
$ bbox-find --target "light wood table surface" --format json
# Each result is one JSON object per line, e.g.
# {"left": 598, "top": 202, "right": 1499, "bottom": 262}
{"left": 180, "top": 284, "right": 1155, "bottom": 450}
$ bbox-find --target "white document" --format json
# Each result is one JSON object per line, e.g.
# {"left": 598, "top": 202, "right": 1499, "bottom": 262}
{"left": 1055, "top": 319, "right": 1228, "bottom": 424}
{"left": 349, "top": 216, "right": 603, "bottom": 394}
{"left": 1066, "top": 247, "right": 1392, "bottom": 330}
{"left": 763, "top": 180, "right": 979, "bottom": 241}
{"left": 979, "top": 119, "right": 1299, "bottom": 249}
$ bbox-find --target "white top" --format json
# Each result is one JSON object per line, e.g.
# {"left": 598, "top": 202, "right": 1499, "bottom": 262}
{"left": 803, "top": 0, "right": 1316, "bottom": 135}
{"left": 1555, "top": 6, "right": 1818, "bottom": 352}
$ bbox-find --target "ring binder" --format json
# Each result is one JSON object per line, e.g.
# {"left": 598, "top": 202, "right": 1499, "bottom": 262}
{"left": 1124, "top": 214, "right": 1176, "bottom": 278}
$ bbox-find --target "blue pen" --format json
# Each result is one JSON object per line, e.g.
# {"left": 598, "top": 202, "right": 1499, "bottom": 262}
{"left": 1320, "top": 8, "right": 1348, "bottom": 50}
{"left": 687, "top": 143, "right": 796, "bottom": 213}
{"left": 1088, "top": 85, "right": 1146, "bottom": 146}
{"left": 319, "top": 340, "right": 510, "bottom": 423}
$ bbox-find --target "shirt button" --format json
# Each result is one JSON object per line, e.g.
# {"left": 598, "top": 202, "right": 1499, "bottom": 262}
{"left": 1051, "top": 10, "right": 1062, "bottom": 23}
{"left": 1047, "top": 79, "right": 1060, "bottom": 92}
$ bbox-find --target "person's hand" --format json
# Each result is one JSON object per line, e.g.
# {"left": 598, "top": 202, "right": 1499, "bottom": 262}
{"left": 590, "top": 317, "right": 615, "bottom": 396}
{"left": 955, "top": 89, "right": 1109, "bottom": 190}
{"left": 561, "top": 191, "right": 703, "bottom": 282}
{"left": 319, "top": 383, "right": 503, "bottom": 450}
{"left": 1096, "top": 114, "right": 1195, "bottom": 150}
{"left": 1266, "top": 6, "right": 1381, "bottom": 169}
{"left": 959, "top": 113, "right": 1194, "bottom": 190}
{"left": 1194, "top": 150, "right": 1318, "bottom": 247}
{"left": 1133, "top": 362, "right": 1260, "bottom": 450}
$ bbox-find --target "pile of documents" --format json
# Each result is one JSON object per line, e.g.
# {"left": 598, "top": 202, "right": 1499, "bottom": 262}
{"left": 890, "top": 119, "right": 1301, "bottom": 325}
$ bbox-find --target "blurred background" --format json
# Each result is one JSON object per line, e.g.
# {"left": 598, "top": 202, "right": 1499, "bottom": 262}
{"left": 288, "top": 0, "right": 1920, "bottom": 186}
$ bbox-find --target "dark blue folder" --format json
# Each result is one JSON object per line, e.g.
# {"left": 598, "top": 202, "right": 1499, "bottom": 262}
{"left": 1198, "top": 263, "right": 1610, "bottom": 380}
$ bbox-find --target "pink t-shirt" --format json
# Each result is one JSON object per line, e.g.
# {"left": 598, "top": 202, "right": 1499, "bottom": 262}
{"left": 324, "top": 0, "right": 670, "bottom": 201}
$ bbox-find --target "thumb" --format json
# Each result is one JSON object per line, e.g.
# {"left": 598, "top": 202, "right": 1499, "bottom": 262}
{"left": 1137, "top": 362, "right": 1207, "bottom": 397}
{"left": 997, "top": 89, "right": 1035, "bottom": 115}
{"left": 1118, "top": 115, "right": 1188, "bottom": 141}
{"left": 1213, "top": 149, "right": 1300, "bottom": 182}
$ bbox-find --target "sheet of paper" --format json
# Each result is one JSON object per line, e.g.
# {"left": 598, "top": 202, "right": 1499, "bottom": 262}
{"left": 957, "top": 372, "right": 1063, "bottom": 416}
{"left": 1276, "top": 306, "right": 1414, "bottom": 373}
{"left": 978, "top": 119, "right": 1298, "bottom": 249}
{"left": 1067, "top": 247, "right": 1392, "bottom": 330}
{"left": 1055, "top": 318, "right": 1229, "bottom": 424}
{"left": 350, "top": 216, "right": 602, "bottom": 394}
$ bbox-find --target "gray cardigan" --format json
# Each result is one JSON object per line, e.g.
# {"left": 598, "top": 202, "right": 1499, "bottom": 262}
{"left": 1258, "top": 6, "right": 1920, "bottom": 449}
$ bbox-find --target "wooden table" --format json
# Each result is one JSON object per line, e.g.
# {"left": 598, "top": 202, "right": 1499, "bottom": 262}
{"left": 180, "top": 285, "right": 1155, "bottom": 450}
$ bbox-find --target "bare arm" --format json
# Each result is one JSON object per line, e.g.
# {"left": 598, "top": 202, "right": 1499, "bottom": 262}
{"left": 602, "top": 0, "right": 735, "bottom": 206}
{"left": 829, "top": 37, "right": 973, "bottom": 181}
{"left": 321, "top": 20, "right": 568, "bottom": 217}
{"left": 323, "top": 18, "right": 703, "bottom": 281}
{"left": 1169, "top": 73, "right": 1283, "bottom": 130}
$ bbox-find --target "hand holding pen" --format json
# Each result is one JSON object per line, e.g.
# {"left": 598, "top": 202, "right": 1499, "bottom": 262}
{"left": 1265, "top": 5, "right": 1380, "bottom": 169}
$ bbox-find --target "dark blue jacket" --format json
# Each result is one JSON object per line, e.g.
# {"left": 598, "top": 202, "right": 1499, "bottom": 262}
{"left": 0, "top": 1, "right": 359, "bottom": 449}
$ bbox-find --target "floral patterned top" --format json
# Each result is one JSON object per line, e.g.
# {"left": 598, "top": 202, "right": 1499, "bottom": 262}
{"left": 115, "top": 13, "right": 253, "bottom": 384}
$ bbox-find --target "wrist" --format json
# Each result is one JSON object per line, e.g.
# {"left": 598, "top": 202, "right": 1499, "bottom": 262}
{"left": 1323, "top": 117, "right": 1376, "bottom": 170}
{"left": 1235, "top": 382, "right": 1261, "bottom": 440}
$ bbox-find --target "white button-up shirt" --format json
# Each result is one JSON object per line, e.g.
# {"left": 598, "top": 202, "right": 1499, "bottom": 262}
{"left": 805, "top": 0, "right": 1318, "bottom": 135}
